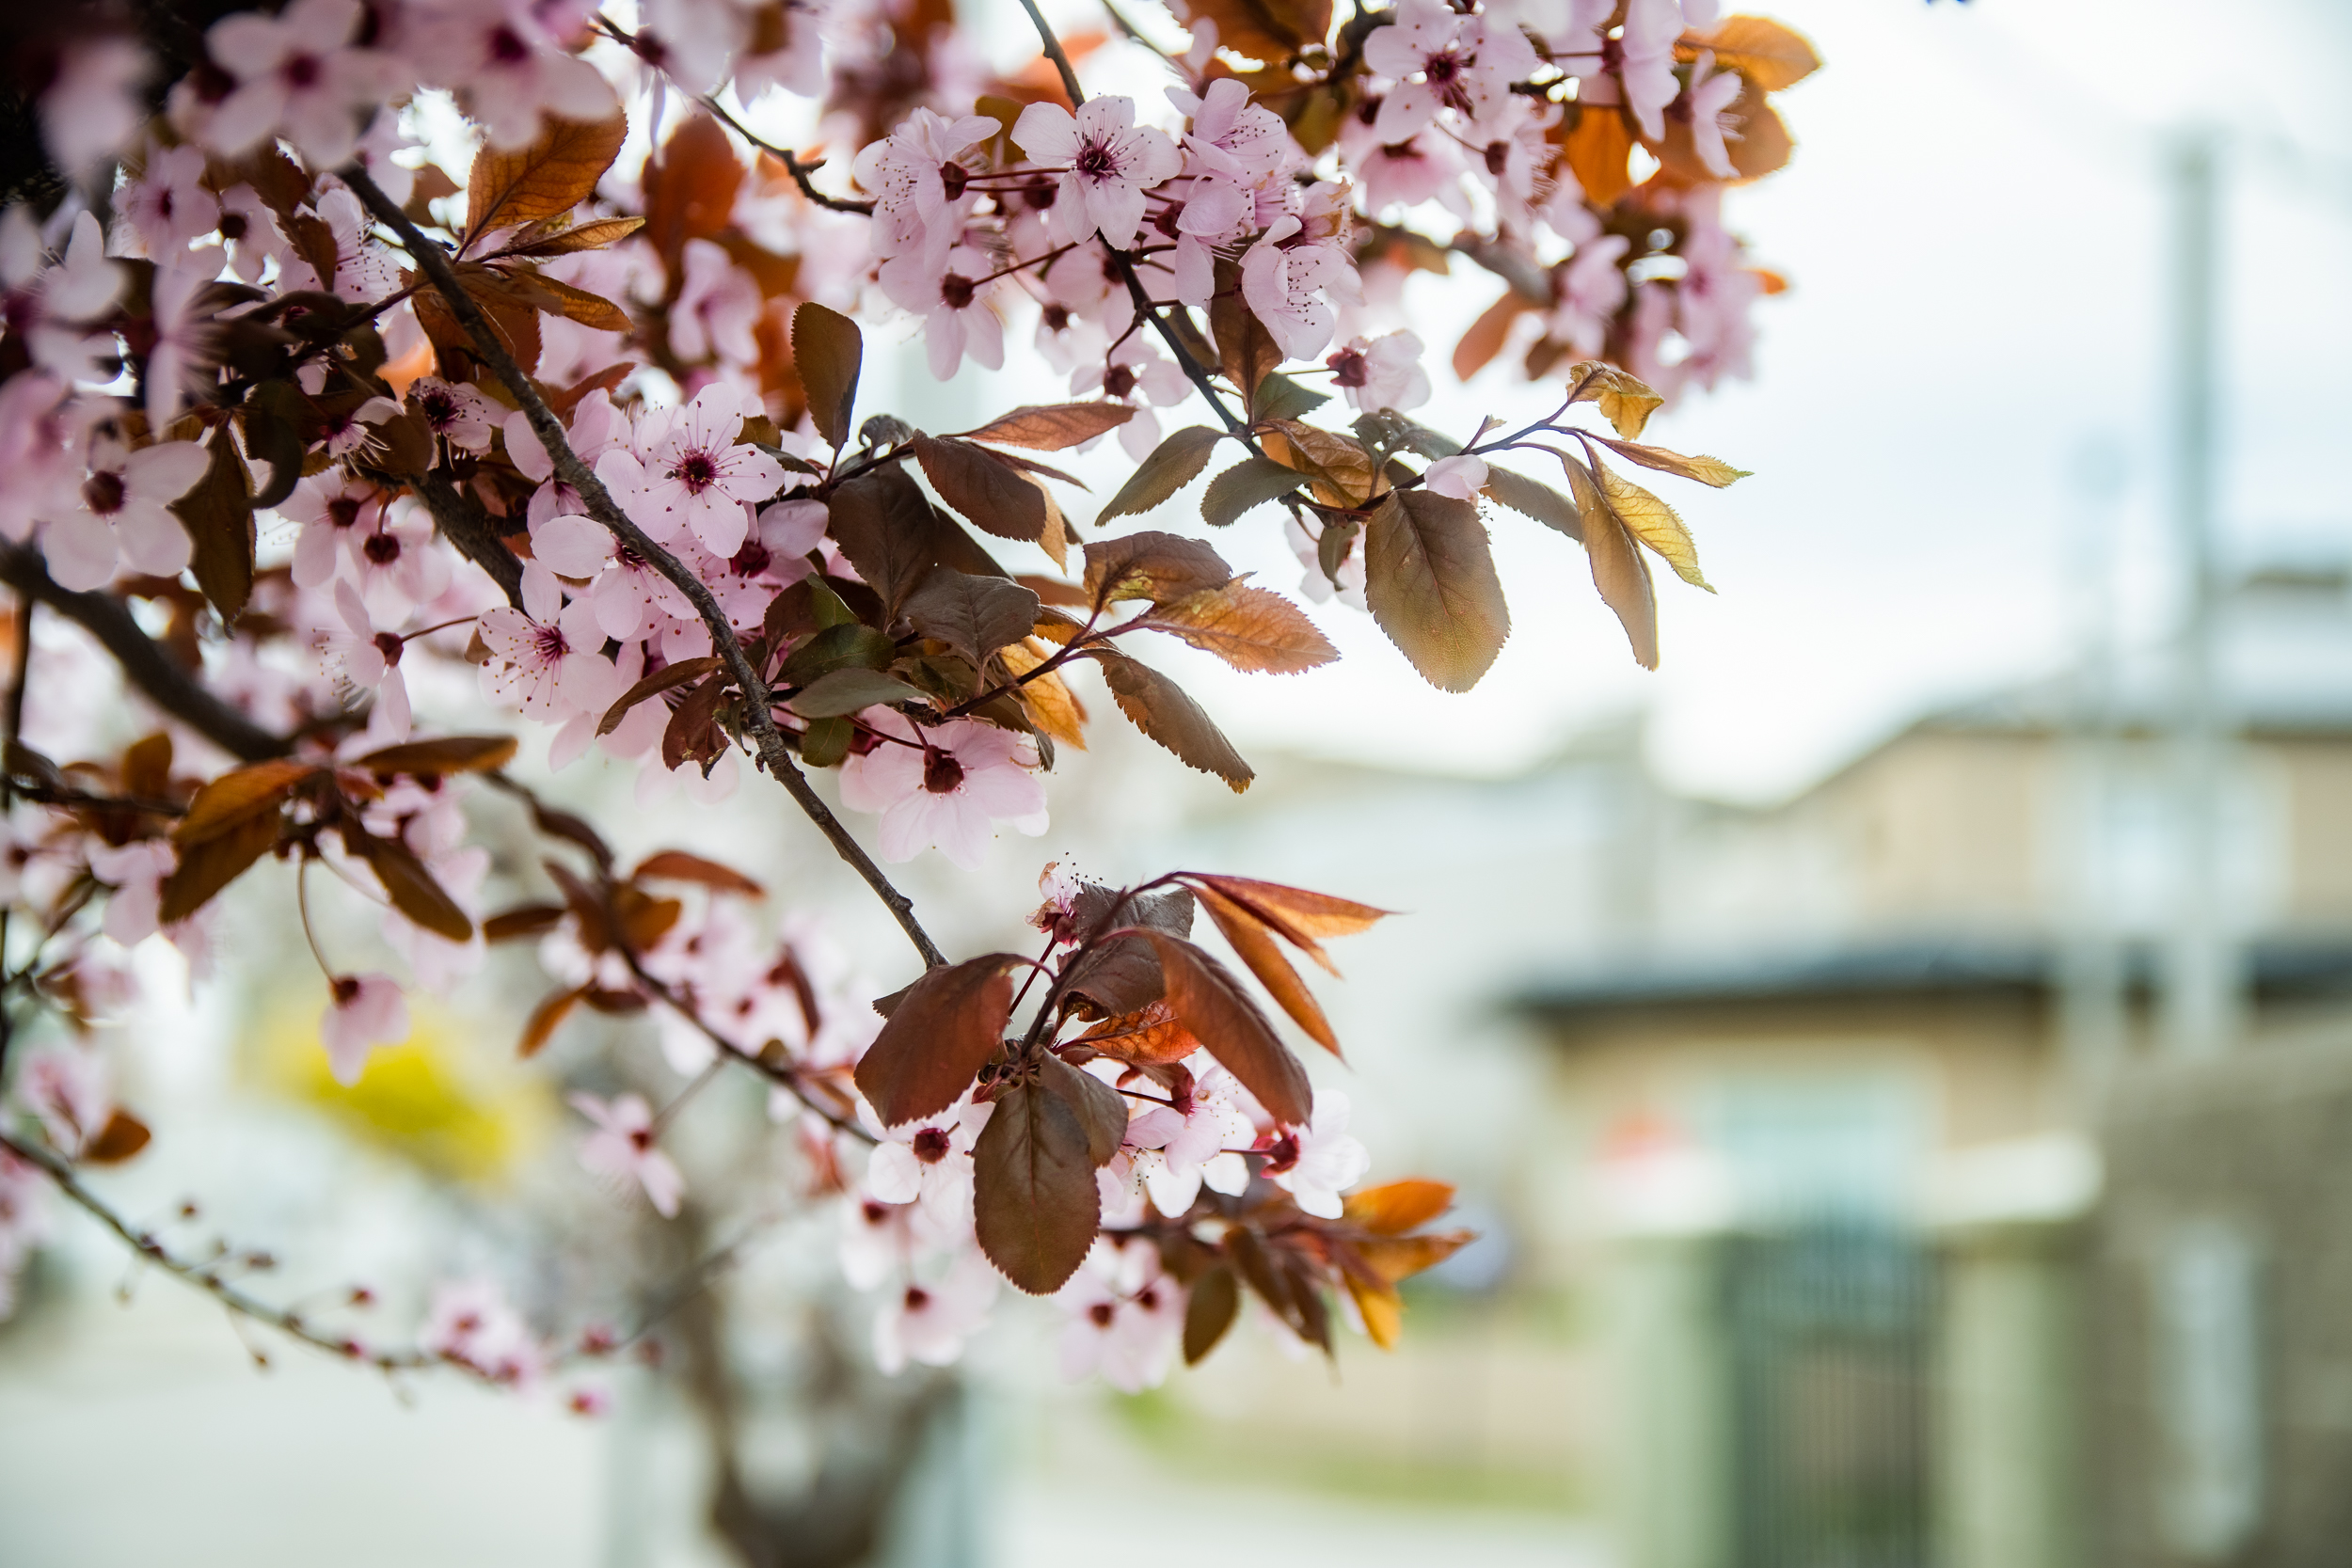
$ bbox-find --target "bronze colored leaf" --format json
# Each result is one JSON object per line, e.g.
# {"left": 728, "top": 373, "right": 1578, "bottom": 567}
{"left": 784, "top": 669, "right": 918, "bottom": 718}
{"left": 1178, "top": 874, "right": 1389, "bottom": 972}
{"left": 1594, "top": 436, "right": 1748, "bottom": 489}
{"left": 1362, "top": 490, "right": 1510, "bottom": 693}
{"left": 1140, "top": 581, "right": 1337, "bottom": 674}
{"left": 955, "top": 403, "right": 1135, "bottom": 451}
{"left": 1097, "top": 426, "right": 1225, "bottom": 525}
{"left": 158, "top": 809, "right": 279, "bottom": 924}
{"left": 1081, "top": 531, "right": 1233, "bottom": 609}
{"left": 1181, "top": 0, "right": 1331, "bottom": 62}
{"left": 641, "top": 114, "right": 741, "bottom": 270}
{"left": 1565, "top": 362, "right": 1665, "bottom": 439}
{"left": 914, "top": 435, "right": 1059, "bottom": 551}
{"left": 1560, "top": 452, "right": 1658, "bottom": 669}
{"left": 1074, "top": 1000, "right": 1200, "bottom": 1066}
{"left": 997, "top": 640, "right": 1088, "bottom": 749}
{"left": 1343, "top": 1178, "right": 1455, "bottom": 1234}
{"left": 904, "top": 568, "right": 1041, "bottom": 669}
{"left": 792, "top": 302, "right": 862, "bottom": 449}
{"left": 826, "top": 469, "right": 945, "bottom": 616}
{"left": 1593, "top": 456, "right": 1712, "bottom": 590}
{"left": 501, "top": 215, "right": 646, "bottom": 258}
{"left": 483, "top": 903, "right": 566, "bottom": 942}
{"left": 1700, "top": 15, "right": 1821, "bottom": 91}
{"left": 1727, "top": 82, "right": 1793, "bottom": 182}
{"left": 1192, "top": 882, "right": 1340, "bottom": 1055}
{"left": 173, "top": 759, "right": 318, "bottom": 846}
{"left": 362, "top": 835, "right": 474, "bottom": 941}
{"left": 1209, "top": 277, "right": 1281, "bottom": 407}
{"left": 1482, "top": 464, "right": 1583, "bottom": 540}
{"left": 1184, "top": 1266, "right": 1240, "bottom": 1362}
{"left": 1261, "top": 420, "right": 1377, "bottom": 508}
{"left": 1200, "top": 456, "right": 1304, "bottom": 528}
{"left": 81, "top": 1108, "right": 152, "bottom": 1164}
{"left": 518, "top": 986, "right": 586, "bottom": 1058}
{"left": 973, "top": 1080, "right": 1100, "bottom": 1294}
{"left": 850, "top": 954, "right": 1021, "bottom": 1127}
{"left": 1039, "top": 1054, "right": 1128, "bottom": 1166}
{"left": 631, "top": 850, "right": 765, "bottom": 897}
{"left": 1454, "top": 290, "right": 1531, "bottom": 381}
{"left": 1356, "top": 1230, "right": 1475, "bottom": 1284}
{"left": 467, "top": 112, "right": 629, "bottom": 241}
{"left": 350, "top": 735, "right": 520, "bottom": 776}
{"left": 597, "top": 655, "right": 724, "bottom": 736}
{"left": 1560, "top": 102, "right": 1636, "bottom": 207}
{"left": 1091, "top": 650, "right": 1254, "bottom": 790}
{"left": 1345, "top": 1274, "right": 1406, "bottom": 1351}
{"left": 509, "top": 270, "right": 631, "bottom": 331}
{"left": 171, "top": 424, "right": 255, "bottom": 621}
{"left": 1141, "top": 933, "right": 1311, "bottom": 1126}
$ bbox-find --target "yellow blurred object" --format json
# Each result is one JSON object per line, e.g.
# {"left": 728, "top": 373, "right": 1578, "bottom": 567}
{"left": 256, "top": 999, "right": 552, "bottom": 1185}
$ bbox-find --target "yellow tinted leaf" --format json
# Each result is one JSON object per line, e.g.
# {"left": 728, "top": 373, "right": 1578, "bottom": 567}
{"left": 1594, "top": 459, "right": 1711, "bottom": 590}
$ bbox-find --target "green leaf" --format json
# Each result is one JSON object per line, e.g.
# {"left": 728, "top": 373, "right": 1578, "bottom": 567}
{"left": 973, "top": 1080, "right": 1101, "bottom": 1294}
{"left": 1251, "top": 372, "right": 1329, "bottom": 422}
{"left": 1200, "top": 456, "right": 1304, "bottom": 528}
{"left": 1362, "top": 490, "right": 1511, "bottom": 692}
{"left": 792, "top": 301, "right": 863, "bottom": 450}
{"left": 1097, "top": 426, "right": 1224, "bottom": 524}
{"left": 785, "top": 667, "right": 927, "bottom": 718}
{"left": 777, "top": 623, "right": 897, "bottom": 687}
{"left": 799, "top": 715, "right": 851, "bottom": 767}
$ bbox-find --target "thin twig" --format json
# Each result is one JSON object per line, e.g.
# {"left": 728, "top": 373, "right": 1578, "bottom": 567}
{"left": 340, "top": 166, "right": 947, "bottom": 972}
{"left": 698, "top": 97, "right": 876, "bottom": 216}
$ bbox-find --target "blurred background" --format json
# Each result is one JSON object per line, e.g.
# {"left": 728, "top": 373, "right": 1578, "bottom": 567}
{"left": 6, "top": 0, "right": 2352, "bottom": 1563}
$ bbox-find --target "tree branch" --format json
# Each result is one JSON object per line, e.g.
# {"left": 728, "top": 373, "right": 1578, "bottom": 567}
{"left": 340, "top": 166, "right": 948, "bottom": 972}
{"left": 392, "top": 467, "right": 528, "bottom": 610}
{"left": 0, "top": 546, "right": 292, "bottom": 763}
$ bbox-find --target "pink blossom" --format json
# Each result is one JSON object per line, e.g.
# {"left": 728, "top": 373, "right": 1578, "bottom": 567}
{"left": 216, "top": 184, "right": 291, "bottom": 283}
{"left": 1362, "top": 0, "right": 1537, "bottom": 142}
{"left": 505, "top": 391, "right": 626, "bottom": 528}
{"left": 145, "top": 250, "right": 230, "bottom": 426}
{"left": 318, "top": 580, "right": 411, "bottom": 738}
{"left": 40, "top": 434, "right": 208, "bottom": 591}
{"left": 284, "top": 472, "right": 389, "bottom": 590}
{"left": 1677, "top": 52, "right": 1745, "bottom": 181}
{"left": 88, "top": 838, "right": 179, "bottom": 945}
{"left": 427, "top": 3, "right": 620, "bottom": 152}
{"left": 668, "top": 239, "right": 762, "bottom": 365}
{"left": 874, "top": 1250, "right": 998, "bottom": 1372}
{"left": 1057, "top": 1238, "right": 1183, "bottom": 1391}
{"left": 1012, "top": 98, "right": 1183, "bottom": 250}
{"left": 1422, "top": 453, "right": 1488, "bottom": 502}
{"left": 202, "top": 0, "right": 388, "bottom": 166}
{"left": 1240, "top": 214, "right": 1356, "bottom": 361}
{"left": 421, "top": 1277, "right": 546, "bottom": 1385}
{"left": 569, "top": 1091, "right": 686, "bottom": 1218}
{"left": 837, "top": 710, "right": 1048, "bottom": 870}
{"left": 0, "top": 208, "right": 123, "bottom": 383}
{"left": 1119, "top": 1064, "right": 1254, "bottom": 1214}
{"left": 478, "top": 597, "right": 622, "bottom": 721}
{"left": 317, "top": 395, "right": 403, "bottom": 459}
{"left": 120, "top": 145, "right": 221, "bottom": 256}
{"left": 1327, "top": 330, "right": 1431, "bottom": 413}
{"left": 1263, "top": 1090, "right": 1369, "bottom": 1217}
{"left": 840, "top": 1196, "right": 918, "bottom": 1290}
{"left": 864, "top": 1099, "right": 988, "bottom": 1226}
{"left": 408, "top": 376, "right": 498, "bottom": 453}
{"left": 344, "top": 507, "right": 453, "bottom": 616}
{"left": 1562, "top": 0, "right": 1682, "bottom": 141}
{"left": 13, "top": 1046, "right": 112, "bottom": 1154}
{"left": 1169, "top": 78, "right": 1292, "bottom": 187}
{"left": 613, "top": 385, "right": 784, "bottom": 558}
{"left": 852, "top": 108, "right": 1002, "bottom": 265}
{"left": 1072, "top": 341, "right": 1189, "bottom": 460}
{"left": 878, "top": 243, "right": 1005, "bottom": 381}
{"left": 321, "top": 972, "right": 408, "bottom": 1085}
{"left": 278, "top": 186, "right": 397, "bottom": 304}
{"left": 38, "top": 37, "right": 149, "bottom": 177}
{"left": 1549, "top": 233, "right": 1631, "bottom": 356}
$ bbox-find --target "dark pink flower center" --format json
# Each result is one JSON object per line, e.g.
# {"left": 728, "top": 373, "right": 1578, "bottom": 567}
{"left": 923, "top": 750, "right": 965, "bottom": 795}
{"left": 331, "top": 975, "right": 361, "bottom": 1005}
{"left": 373, "top": 631, "right": 404, "bottom": 665}
{"left": 327, "top": 495, "right": 363, "bottom": 529}
{"left": 1103, "top": 364, "right": 1137, "bottom": 399}
{"left": 939, "top": 162, "right": 969, "bottom": 199}
{"left": 362, "top": 531, "right": 401, "bottom": 565}
{"left": 628, "top": 1128, "right": 653, "bottom": 1151}
{"left": 939, "top": 274, "right": 976, "bottom": 310}
{"left": 1073, "top": 138, "right": 1119, "bottom": 182}
{"left": 670, "top": 450, "right": 720, "bottom": 494}
{"left": 489, "top": 25, "right": 532, "bottom": 64}
{"left": 82, "top": 471, "right": 126, "bottom": 516}
{"left": 912, "top": 1127, "right": 951, "bottom": 1164}
{"left": 1137, "top": 1286, "right": 1160, "bottom": 1310}
{"left": 532, "top": 624, "right": 569, "bottom": 661}
{"left": 903, "top": 1285, "right": 930, "bottom": 1310}
{"left": 282, "top": 53, "right": 323, "bottom": 89}
{"left": 1088, "top": 1302, "right": 1115, "bottom": 1327}
{"left": 1326, "top": 347, "right": 1369, "bottom": 388}
{"left": 420, "top": 390, "right": 457, "bottom": 427}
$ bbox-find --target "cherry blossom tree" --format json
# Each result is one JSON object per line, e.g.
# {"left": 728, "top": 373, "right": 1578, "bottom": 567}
{"left": 0, "top": 0, "right": 1809, "bottom": 1486}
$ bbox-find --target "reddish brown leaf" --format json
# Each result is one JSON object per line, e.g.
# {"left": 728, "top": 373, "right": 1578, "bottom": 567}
{"left": 1139, "top": 581, "right": 1337, "bottom": 674}
{"left": 350, "top": 735, "right": 519, "bottom": 776}
{"left": 1141, "top": 933, "right": 1311, "bottom": 1126}
{"left": 954, "top": 402, "right": 1134, "bottom": 451}
{"left": 1091, "top": 649, "right": 1254, "bottom": 790}
{"left": 903, "top": 568, "right": 1040, "bottom": 669}
{"left": 1356, "top": 1231, "right": 1475, "bottom": 1284}
{"left": 850, "top": 955, "right": 1021, "bottom": 1127}
{"left": 172, "top": 759, "right": 317, "bottom": 846}
{"left": 792, "top": 302, "right": 862, "bottom": 449}
{"left": 1191, "top": 883, "right": 1340, "bottom": 1056}
{"left": 1178, "top": 873, "right": 1390, "bottom": 952}
{"left": 1039, "top": 1055, "right": 1128, "bottom": 1165}
{"left": 1209, "top": 269, "right": 1281, "bottom": 408}
{"left": 973, "top": 1080, "right": 1100, "bottom": 1294}
{"left": 483, "top": 903, "right": 566, "bottom": 942}
{"left": 1343, "top": 1179, "right": 1455, "bottom": 1234}
{"left": 914, "top": 435, "right": 1059, "bottom": 548}
{"left": 467, "top": 112, "right": 629, "bottom": 239}
{"left": 598, "top": 655, "right": 723, "bottom": 736}
{"left": 158, "top": 809, "right": 279, "bottom": 924}
{"left": 631, "top": 849, "right": 765, "bottom": 898}
{"left": 1184, "top": 1265, "right": 1240, "bottom": 1363}
{"left": 1363, "top": 489, "right": 1510, "bottom": 693}
{"left": 499, "top": 215, "right": 646, "bottom": 259}
{"left": 1453, "top": 290, "right": 1531, "bottom": 381}
{"left": 518, "top": 986, "right": 587, "bottom": 1058}
{"left": 361, "top": 835, "right": 474, "bottom": 941}
{"left": 80, "top": 1108, "right": 152, "bottom": 1164}
{"left": 1074, "top": 1000, "right": 1200, "bottom": 1066}
{"left": 1080, "top": 531, "right": 1233, "bottom": 609}
{"left": 642, "top": 114, "right": 743, "bottom": 270}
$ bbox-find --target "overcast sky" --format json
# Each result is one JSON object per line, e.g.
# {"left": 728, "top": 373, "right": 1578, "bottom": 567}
{"left": 833, "top": 0, "right": 2352, "bottom": 801}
